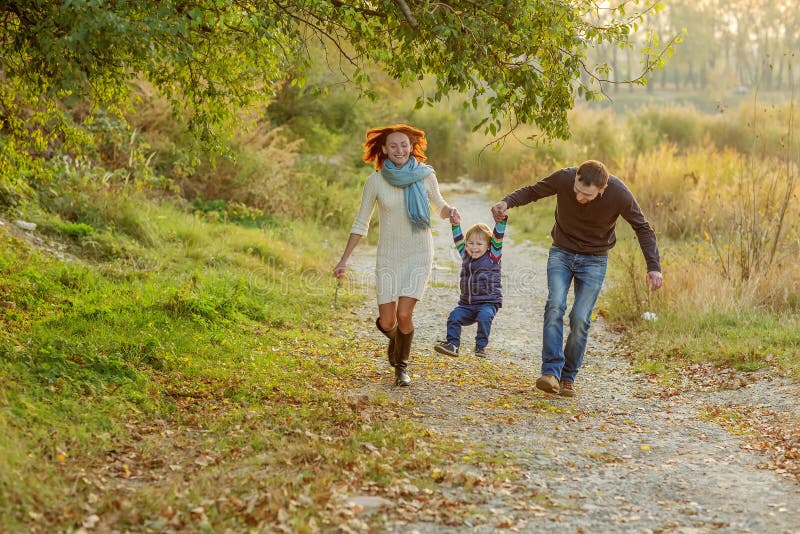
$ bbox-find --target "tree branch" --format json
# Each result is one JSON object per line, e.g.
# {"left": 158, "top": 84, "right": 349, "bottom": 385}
{"left": 393, "top": 0, "right": 418, "bottom": 29}
{"left": 329, "top": 0, "right": 381, "bottom": 18}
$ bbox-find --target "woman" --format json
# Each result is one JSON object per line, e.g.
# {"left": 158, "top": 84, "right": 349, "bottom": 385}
{"left": 334, "top": 124, "right": 458, "bottom": 386}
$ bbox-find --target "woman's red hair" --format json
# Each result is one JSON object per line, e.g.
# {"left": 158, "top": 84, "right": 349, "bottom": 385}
{"left": 362, "top": 124, "right": 428, "bottom": 170}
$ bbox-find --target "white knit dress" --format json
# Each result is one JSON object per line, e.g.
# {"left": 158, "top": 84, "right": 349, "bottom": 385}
{"left": 351, "top": 171, "right": 448, "bottom": 305}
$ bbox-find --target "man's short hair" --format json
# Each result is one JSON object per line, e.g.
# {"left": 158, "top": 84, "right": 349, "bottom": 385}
{"left": 577, "top": 160, "right": 609, "bottom": 188}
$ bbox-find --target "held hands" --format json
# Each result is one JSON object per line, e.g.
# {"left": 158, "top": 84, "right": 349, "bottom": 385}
{"left": 449, "top": 206, "right": 462, "bottom": 226}
{"left": 646, "top": 271, "right": 663, "bottom": 291}
{"left": 491, "top": 201, "right": 508, "bottom": 222}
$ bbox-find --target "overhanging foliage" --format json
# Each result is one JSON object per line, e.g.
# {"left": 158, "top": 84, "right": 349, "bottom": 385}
{"left": 0, "top": 0, "right": 669, "bottom": 149}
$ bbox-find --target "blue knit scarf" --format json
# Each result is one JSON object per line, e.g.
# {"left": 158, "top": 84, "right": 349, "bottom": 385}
{"left": 381, "top": 156, "right": 434, "bottom": 230}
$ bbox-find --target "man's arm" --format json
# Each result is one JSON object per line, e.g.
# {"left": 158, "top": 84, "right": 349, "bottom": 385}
{"left": 492, "top": 168, "right": 567, "bottom": 221}
{"left": 491, "top": 200, "right": 508, "bottom": 222}
{"left": 621, "top": 204, "right": 661, "bottom": 274}
{"left": 618, "top": 188, "right": 663, "bottom": 291}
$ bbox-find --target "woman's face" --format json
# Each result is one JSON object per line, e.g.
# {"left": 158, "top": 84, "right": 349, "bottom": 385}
{"left": 382, "top": 132, "right": 412, "bottom": 167}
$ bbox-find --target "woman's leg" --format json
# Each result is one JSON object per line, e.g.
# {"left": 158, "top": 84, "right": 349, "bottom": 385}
{"left": 378, "top": 301, "right": 398, "bottom": 332}
{"left": 376, "top": 302, "right": 398, "bottom": 367}
{"left": 396, "top": 297, "right": 417, "bottom": 334}
{"left": 393, "top": 297, "right": 418, "bottom": 386}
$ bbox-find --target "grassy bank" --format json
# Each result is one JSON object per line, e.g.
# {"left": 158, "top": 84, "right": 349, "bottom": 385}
{"left": 602, "top": 239, "right": 800, "bottom": 381}
{"left": 1, "top": 193, "right": 512, "bottom": 531}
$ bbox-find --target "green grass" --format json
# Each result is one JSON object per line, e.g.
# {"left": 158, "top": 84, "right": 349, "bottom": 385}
{"left": 632, "top": 310, "right": 799, "bottom": 375}
{"left": 602, "top": 274, "right": 800, "bottom": 381}
{"left": 0, "top": 199, "right": 391, "bottom": 530}
{"left": 0, "top": 192, "right": 545, "bottom": 531}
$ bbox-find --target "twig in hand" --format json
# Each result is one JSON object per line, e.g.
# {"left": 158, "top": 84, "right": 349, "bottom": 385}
{"left": 334, "top": 278, "right": 342, "bottom": 307}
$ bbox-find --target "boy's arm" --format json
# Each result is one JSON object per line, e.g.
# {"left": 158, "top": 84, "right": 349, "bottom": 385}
{"left": 452, "top": 223, "right": 466, "bottom": 259}
{"left": 489, "top": 216, "right": 508, "bottom": 262}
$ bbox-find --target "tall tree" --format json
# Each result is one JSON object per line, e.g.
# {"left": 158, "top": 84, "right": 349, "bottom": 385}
{"left": 0, "top": 0, "right": 670, "bottom": 148}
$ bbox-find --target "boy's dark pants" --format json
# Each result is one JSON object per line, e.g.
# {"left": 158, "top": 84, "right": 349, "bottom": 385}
{"left": 446, "top": 303, "right": 498, "bottom": 351}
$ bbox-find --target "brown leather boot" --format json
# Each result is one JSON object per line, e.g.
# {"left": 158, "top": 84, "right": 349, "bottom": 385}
{"left": 394, "top": 330, "right": 413, "bottom": 386}
{"left": 375, "top": 318, "right": 397, "bottom": 367}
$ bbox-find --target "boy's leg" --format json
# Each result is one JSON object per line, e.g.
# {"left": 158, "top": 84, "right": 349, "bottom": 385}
{"left": 474, "top": 304, "right": 498, "bottom": 351}
{"left": 445, "top": 305, "right": 476, "bottom": 347}
{"left": 561, "top": 254, "right": 608, "bottom": 384}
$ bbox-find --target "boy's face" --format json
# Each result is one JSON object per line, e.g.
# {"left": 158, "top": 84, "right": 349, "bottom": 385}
{"left": 466, "top": 234, "right": 489, "bottom": 259}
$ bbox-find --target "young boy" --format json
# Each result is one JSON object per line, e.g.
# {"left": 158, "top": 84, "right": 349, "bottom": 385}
{"left": 434, "top": 210, "right": 507, "bottom": 357}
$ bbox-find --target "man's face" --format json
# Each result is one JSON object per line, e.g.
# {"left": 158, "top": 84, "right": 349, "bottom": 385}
{"left": 573, "top": 176, "right": 605, "bottom": 204}
{"left": 382, "top": 132, "right": 412, "bottom": 167}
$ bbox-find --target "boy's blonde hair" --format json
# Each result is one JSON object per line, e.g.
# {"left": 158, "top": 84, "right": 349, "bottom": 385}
{"left": 465, "top": 223, "right": 492, "bottom": 243}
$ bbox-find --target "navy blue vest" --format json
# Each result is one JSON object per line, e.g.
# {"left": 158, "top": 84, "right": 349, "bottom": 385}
{"left": 459, "top": 252, "right": 502, "bottom": 306}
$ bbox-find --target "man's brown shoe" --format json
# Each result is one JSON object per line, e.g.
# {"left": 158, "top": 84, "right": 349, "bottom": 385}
{"left": 558, "top": 381, "right": 575, "bottom": 397}
{"left": 535, "top": 374, "right": 560, "bottom": 394}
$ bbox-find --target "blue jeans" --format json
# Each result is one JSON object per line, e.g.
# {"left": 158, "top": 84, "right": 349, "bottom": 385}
{"left": 446, "top": 303, "right": 498, "bottom": 350}
{"left": 542, "top": 246, "right": 608, "bottom": 383}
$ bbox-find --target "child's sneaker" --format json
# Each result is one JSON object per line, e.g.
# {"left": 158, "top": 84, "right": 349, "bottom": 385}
{"left": 434, "top": 341, "right": 459, "bottom": 357}
{"left": 474, "top": 346, "right": 487, "bottom": 357}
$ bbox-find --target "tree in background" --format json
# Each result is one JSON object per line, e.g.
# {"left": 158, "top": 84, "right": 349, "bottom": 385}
{"left": 590, "top": 0, "right": 800, "bottom": 94}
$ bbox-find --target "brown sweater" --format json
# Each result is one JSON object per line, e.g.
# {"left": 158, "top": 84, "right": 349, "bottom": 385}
{"left": 502, "top": 167, "right": 661, "bottom": 272}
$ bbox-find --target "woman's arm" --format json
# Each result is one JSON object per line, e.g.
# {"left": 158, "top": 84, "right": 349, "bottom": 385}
{"left": 334, "top": 233, "right": 363, "bottom": 278}
{"left": 334, "top": 174, "right": 376, "bottom": 278}
{"left": 424, "top": 173, "right": 454, "bottom": 219}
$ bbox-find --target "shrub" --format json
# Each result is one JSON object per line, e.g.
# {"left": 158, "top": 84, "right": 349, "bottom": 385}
{"left": 568, "top": 107, "right": 627, "bottom": 167}
{"left": 628, "top": 106, "right": 704, "bottom": 155}
{"left": 411, "top": 106, "right": 471, "bottom": 181}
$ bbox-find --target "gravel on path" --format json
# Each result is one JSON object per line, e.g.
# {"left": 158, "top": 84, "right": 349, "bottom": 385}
{"left": 344, "top": 182, "right": 800, "bottom": 533}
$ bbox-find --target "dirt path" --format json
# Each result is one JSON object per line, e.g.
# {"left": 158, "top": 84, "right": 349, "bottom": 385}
{"left": 345, "top": 183, "right": 800, "bottom": 533}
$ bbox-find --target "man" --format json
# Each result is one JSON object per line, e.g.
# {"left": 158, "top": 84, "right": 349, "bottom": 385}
{"left": 491, "top": 160, "right": 663, "bottom": 397}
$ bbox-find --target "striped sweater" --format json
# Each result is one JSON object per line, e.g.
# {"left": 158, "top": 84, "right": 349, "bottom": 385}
{"left": 452, "top": 217, "right": 507, "bottom": 261}
{"left": 452, "top": 217, "right": 507, "bottom": 306}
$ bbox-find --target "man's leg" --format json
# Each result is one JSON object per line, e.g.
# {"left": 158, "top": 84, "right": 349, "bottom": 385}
{"left": 541, "top": 247, "right": 574, "bottom": 380}
{"left": 561, "top": 254, "right": 608, "bottom": 384}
